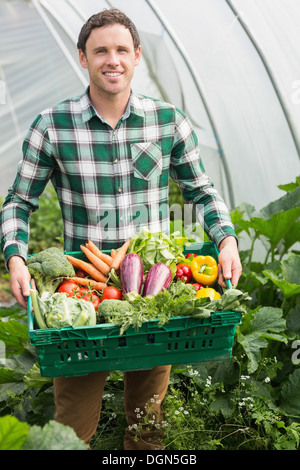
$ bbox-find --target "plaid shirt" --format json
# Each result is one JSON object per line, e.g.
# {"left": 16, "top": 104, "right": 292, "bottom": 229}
{"left": 0, "top": 87, "right": 236, "bottom": 266}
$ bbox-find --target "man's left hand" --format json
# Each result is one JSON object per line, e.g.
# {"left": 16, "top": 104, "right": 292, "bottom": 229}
{"left": 218, "top": 236, "right": 242, "bottom": 288}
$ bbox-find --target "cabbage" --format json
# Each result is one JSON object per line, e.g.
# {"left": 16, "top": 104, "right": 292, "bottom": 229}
{"left": 30, "top": 290, "right": 97, "bottom": 329}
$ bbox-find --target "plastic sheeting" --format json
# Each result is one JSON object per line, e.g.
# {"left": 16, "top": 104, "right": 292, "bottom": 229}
{"left": 0, "top": 0, "right": 299, "bottom": 210}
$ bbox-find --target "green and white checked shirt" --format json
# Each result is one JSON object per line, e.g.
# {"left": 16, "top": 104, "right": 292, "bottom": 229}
{"left": 0, "top": 87, "right": 236, "bottom": 266}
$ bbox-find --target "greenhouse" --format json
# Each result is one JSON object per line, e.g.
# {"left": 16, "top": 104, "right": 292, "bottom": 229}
{"left": 0, "top": 0, "right": 300, "bottom": 452}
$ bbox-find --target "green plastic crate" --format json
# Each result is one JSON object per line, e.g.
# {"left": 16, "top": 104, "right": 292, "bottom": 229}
{"left": 28, "top": 242, "right": 242, "bottom": 378}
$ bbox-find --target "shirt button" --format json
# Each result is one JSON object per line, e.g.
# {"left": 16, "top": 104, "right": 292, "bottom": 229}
{"left": 120, "top": 216, "right": 123, "bottom": 221}
{"left": 118, "top": 188, "right": 122, "bottom": 193}
{"left": 114, "top": 158, "right": 118, "bottom": 163}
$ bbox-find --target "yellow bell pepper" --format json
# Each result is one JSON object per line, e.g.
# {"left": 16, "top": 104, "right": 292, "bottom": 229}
{"left": 190, "top": 255, "right": 218, "bottom": 286}
{"left": 196, "top": 287, "right": 221, "bottom": 300}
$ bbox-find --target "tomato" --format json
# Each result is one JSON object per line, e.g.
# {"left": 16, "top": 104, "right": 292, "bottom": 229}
{"left": 75, "top": 269, "right": 87, "bottom": 278}
{"left": 74, "top": 287, "right": 89, "bottom": 299}
{"left": 58, "top": 280, "right": 79, "bottom": 297}
{"left": 100, "top": 286, "right": 122, "bottom": 302}
{"left": 81, "top": 291, "right": 101, "bottom": 310}
{"left": 191, "top": 282, "right": 203, "bottom": 291}
{"left": 175, "top": 263, "right": 193, "bottom": 283}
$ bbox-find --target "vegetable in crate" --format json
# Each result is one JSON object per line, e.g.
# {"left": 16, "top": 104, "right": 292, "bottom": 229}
{"left": 143, "top": 263, "right": 172, "bottom": 297}
{"left": 30, "top": 290, "right": 97, "bottom": 329}
{"left": 190, "top": 255, "right": 218, "bottom": 286}
{"left": 128, "top": 228, "right": 189, "bottom": 273}
{"left": 196, "top": 287, "right": 221, "bottom": 300}
{"left": 120, "top": 253, "right": 144, "bottom": 295}
{"left": 100, "top": 286, "right": 122, "bottom": 302}
{"left": 27, "top": 247, "right": 75, "bottom": 296}
{"left": 175, "top": 262, "right": 193, "bottom": 283}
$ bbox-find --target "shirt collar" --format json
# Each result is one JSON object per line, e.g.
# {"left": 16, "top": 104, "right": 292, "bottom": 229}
{"left": 79, "top": 87, "right": 144, "bottom": 123}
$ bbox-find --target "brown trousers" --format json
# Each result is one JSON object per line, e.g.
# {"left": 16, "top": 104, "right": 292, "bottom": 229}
{"left": 53, "top": 365, "right": 171, "bottom": 450}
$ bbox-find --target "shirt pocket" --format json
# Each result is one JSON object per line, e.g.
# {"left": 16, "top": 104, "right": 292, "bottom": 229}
{"left": 131, "top": 142, "right": 162, "bottom": 181}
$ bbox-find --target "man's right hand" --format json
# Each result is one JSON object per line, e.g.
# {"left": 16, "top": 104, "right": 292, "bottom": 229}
{"left": 8, "top": 256, "right": 32, "bottom": 309}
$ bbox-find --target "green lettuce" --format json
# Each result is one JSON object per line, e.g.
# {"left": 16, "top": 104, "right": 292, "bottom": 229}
{"left": 128, "top": 228, "right": 190, "bottom": 273}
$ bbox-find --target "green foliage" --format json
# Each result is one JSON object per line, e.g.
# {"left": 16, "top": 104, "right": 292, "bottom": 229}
{"left": 0, "top": 415, "right": 88, "bottom": 450}
{"left": 0, "top": 178, "right": 300, "bottom": 450}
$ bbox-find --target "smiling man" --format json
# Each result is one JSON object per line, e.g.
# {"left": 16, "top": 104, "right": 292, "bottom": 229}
{"left": 78, "top": 21, "right": 141, "bottom": 127}
{"left": 0, "top": 8, "right": 242, "bottom": 450}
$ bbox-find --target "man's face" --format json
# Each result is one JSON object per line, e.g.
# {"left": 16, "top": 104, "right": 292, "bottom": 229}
{"left": 79, "top": 23, "right": 141, "bottom": 99}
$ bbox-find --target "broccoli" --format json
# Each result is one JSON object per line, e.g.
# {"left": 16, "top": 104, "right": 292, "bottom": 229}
{"left": 27, "top": 247, "right": 75, "bottom": 296}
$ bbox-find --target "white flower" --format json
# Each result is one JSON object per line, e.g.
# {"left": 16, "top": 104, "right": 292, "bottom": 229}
{"left": 265, "top": 377, "right": 271, "bottom": 383}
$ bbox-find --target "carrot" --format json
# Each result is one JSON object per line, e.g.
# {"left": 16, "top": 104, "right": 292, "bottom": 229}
{"left": 111, "top": 249, "right": 116, "bottom": 257}
{"left": 80, "top": 245, "right": 111, "bottom": 276}
{"left": 66, "top": 255, "right": 108, "bottom": 283}
{"left": 70, "top": 277, "right": 107, "bottom": 291}
{"left": 86, "top": 240, "right": 113, "bottom": 265}
{"left": 109, "top": 239, "right": 131, "bottom": 270}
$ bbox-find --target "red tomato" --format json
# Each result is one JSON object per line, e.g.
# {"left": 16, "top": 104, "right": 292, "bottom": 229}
{"left": 81, "top": 291, "right": 101, "bottom": 310}
{"left": 75, "top": 269, "right": 87, "bottom": 278}
{"left": 58, "top": 280, "right": 79, "bottom": 297}
{"left": 100, "top": 286, "right": 122, "bottom": 302}
{"left": 175, "top": 263, "right": 193, "bottom": 283}
{"left": 74, "top": 287, "right": 89, "bottom": 299}
{"left": 191, "top": 282, "right": 203, "bottom": 291}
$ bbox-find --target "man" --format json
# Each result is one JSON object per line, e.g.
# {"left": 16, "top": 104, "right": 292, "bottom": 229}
{"left": 0, "top": 9, "right": 242, "bottom": 449}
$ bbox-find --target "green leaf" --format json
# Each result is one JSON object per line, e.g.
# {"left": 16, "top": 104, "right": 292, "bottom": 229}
{"left": 0, "top": 319, "right": 29, "bottom": 355}
{"left": 278, "top": 176, "right": 300, "bottom": 192}
{"left": 249, "top": 207, "right": 300, "bottom": 249}
{"left": 287, "top": 304, "right": 300, "bottom": 335}
{"left": 263, "top": 271, "right": 300, "bottom": 298}
{"left": 22, "top": 420, "right": 88, "bottom": 450}
{"left": 24, "top": 362, "right": 53, "bottom": 390}
{"left": 283, "top": 220, "right": 300, "bottom": 251}
{"left": 209, "top": 395, "right": 233, "bottom": 418}
{"left": 263, "top": 252, "right": 300, "bottom": 298}
{"left": 281, "top": 252, "right": 300, "bottom": 285}
{"left": 280, "top": 368, "right": 300, "bottom": 416}
{"left": 237, "top": 307, "right": 286, "bottom": 373}
{"left": 0, "top": 415, "right": 29, "bottom": 450}
{"left": 260, "top": 186, "right": 300, "bottom": 218}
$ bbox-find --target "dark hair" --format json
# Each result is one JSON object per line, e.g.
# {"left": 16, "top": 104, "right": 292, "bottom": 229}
{"left": 77, "top": 8, "right": 141, "bottom": 53}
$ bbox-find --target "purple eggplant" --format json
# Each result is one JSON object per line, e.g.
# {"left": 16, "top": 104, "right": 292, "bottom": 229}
{"left": 120, "top": 253, "right": 144, "bottom": 294}
{"left": 143, "top": 263, "right": 173, "bottom": 297}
